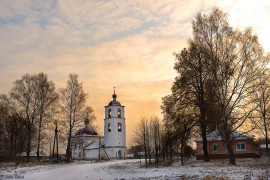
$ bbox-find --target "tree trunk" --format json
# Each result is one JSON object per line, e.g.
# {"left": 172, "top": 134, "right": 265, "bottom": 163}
{"left": 169, "top": 143, "right": 173, "bottom": 162}
{"left": 180, "top": 143, "right": 184, "bottom": 166}
{"left": 264, "top": 119, "right": 269, "bottom": 156}
{"left": 66, "top": 125, "right": 72, "bottom": 162}
{"left": 226, "top": 138, "right": 236, "bottom": 165}
{"left": 201, "top": 122, "right": 209, "bottom": 162}
{"left": 143, "top": 127, "right": 148, "bottom": 168}
{"left": 155, "top": 145, "right": 159, "bottom": 167}
{"left": 262, "top": 97, "right": 269, "bottom": 156}
{"left": 27, "top": 125, "right": 31, "bottom": 162}
{"left": 66, "top": 107, "right": 73, "bottom": 162}
{"left": 37, "top": 113, "right": 42, "bottom": 161}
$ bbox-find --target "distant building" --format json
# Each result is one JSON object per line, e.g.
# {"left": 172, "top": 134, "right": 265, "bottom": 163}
{"left": 195, "top": 130, "right": 260, "bottom": 160}
{"left": 71, "top": 89, "right": 127, "bottom": 160}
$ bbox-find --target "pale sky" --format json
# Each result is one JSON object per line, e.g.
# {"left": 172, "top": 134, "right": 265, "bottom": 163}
{"left": 0, "top": 0, "right": 270, "bottom": 147}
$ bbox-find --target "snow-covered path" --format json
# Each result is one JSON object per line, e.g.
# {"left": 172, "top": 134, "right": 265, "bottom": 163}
{"left": 24, "top": 160, "right": 123, "bottom": 180}
{"left": 1, "top": 158, "right": 269, "bottom": 180}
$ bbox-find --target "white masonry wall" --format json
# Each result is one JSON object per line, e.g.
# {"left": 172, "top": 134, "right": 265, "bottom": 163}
{"left": 104, "top": 105, "right": 126, "bottom": 149}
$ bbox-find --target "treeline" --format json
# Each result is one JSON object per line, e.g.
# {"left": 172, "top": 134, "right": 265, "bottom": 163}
{"left": 133, "top": 7, "right": 270, "bottom": 166}
{"left": 0, "top": 73, "right": 96, "bottom": 163}
{"left": 163, "top": 8, "right": 270, "bottom": 165}
{"left": 132, "top": 115, "right": 194, "bottom": 167}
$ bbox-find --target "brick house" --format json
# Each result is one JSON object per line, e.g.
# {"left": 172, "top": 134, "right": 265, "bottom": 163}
{"left": 195, "top": 130, "right": 260, "bottom": 160}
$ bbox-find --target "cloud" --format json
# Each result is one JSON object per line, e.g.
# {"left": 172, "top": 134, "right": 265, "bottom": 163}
{"left": 1, "top": 0, "right": 270, "bottom": 146}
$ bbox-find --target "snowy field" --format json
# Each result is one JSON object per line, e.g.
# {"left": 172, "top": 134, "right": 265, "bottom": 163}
{"left": 0, "top": 157, "right": 269, "bottom": 180}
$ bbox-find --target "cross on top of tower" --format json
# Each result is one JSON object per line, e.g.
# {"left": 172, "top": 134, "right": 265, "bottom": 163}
{"left": 112, "top": 86, "right": 117, "bottom": 99}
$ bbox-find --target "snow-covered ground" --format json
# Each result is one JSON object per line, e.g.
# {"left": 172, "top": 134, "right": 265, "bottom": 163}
{"left": 0, "top": 157, "right": 269, "bottom": 180}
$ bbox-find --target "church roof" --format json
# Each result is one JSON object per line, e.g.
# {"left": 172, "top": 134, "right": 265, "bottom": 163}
{"left": 108, "top": 88, "right": 121, "bottom": 106}
{"left": 75, "top": 127, "right": 98, "bottom": 136}
{"left": 108, "top": 100, "right": 121, "bottom": 106}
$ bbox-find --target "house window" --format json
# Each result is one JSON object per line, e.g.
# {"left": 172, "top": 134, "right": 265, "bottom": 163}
{"left": 212, "top": 144, "right": 218, "bottom": 152}
{"left": 108, "top": 109, "right": 111, "bottom": 118}
{"left": 108, "top": 123, "right": 111, "bottom": 132}
{"left": 118, "top": 123, "right": 122, "bottom": 132}
{"left": 79, "top": 152, "right": 81, "bottom": 158}
{"left": 236, "top": 142, "right": 246, "bottom": 151}
{"left": 117, "top": 109, "right": 121, "bottom": 118}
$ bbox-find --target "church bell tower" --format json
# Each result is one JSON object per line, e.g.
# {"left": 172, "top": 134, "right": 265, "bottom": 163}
{"left": 104, "top": 87, "right": 126, "bottom": 159}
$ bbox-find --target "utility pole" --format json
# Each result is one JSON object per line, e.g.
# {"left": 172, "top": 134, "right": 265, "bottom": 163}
{"left": 50, "top": 142, "right": 51, "bottom": 156}
{"left": 99, "top": 138, "right": 101, "bottom": 161}
{"left": 52, "top": 122, "right": 59, "bottom": 162}
{"left": 56, "top": 123, "right": 59, "bottom": 161}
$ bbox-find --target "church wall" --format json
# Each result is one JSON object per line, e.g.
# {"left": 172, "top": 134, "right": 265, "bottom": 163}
{"left": 105, "top": 147, "right": 127, "bottom": 160}
{"left": 85, "top": 149, "right": 103, "bottom": 159}
{"left": 71, "top": 92, "right": 127, "bottom": 161}
{"left": 104, "top": 106, "right": 126, "bottom": 148}
{"left": 104, "top": 118, "right": 126, "bottom": 147}
{"left": 71, "top": 135, "right": 104, "bottom": 160}
{"left": 105, "top": 106, "right": 125, "bottom": 119}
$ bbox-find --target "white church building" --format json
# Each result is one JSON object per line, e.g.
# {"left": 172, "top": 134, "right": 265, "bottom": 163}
{"left": 70, "top": 90, "right": 127, "bottom": 160}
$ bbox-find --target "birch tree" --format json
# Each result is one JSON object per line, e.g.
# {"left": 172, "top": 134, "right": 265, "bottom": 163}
{"left": 35, "top": 73, "right": 59, "bottom": 160}
{"left": 132, "top": 116, "right": 150, "bottom": 168}
{"left": 60, "top": 73, "right": 87, "bottom": 162}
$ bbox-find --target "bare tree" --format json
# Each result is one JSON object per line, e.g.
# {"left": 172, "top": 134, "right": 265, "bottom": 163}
{"left": 132, "top": 116, "right": 149, "bottom": 168}
{"left": 161, "top": 95, "right": 178, "bottom": 163}
{"left": 253, "top": 68, "right": 270, "bottom": 155}
{"left": 193, "top": 8, "right": 269, "bottom": 164}
{"left": 60, "top": 73, "right": 87, "bottom": 162}
{"left": 173, "top": 41, "right": 215, "bottom": 162}
{"left": 35, "top": 73, "right": 59, "bottom": 160}
{"left": 0, "top": 95, "right": 27, "bottom": 162}
{"left": 10, "top": 74, "right": 39, "bottom": 162}
{"left": 161, "top": 94, "right": 195, "bottom": 166}
{"left": 81, "top": 106, "right": 96, "bottom": 128}
{"left": 151, "top": 116, "right": 161, "bottom": 167}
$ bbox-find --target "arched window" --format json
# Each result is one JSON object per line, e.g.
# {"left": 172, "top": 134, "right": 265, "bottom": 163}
{"left": 108, "top": 123, "right": 111, "bottom": 132}
{"left": 118, "top": 123, "right": 122, "bottom": 132}
{"left": 117, "top": 109, "right": 121, "bottom": 118}
{"left": 108, "top": 109, "right": 111, "bottom": 118}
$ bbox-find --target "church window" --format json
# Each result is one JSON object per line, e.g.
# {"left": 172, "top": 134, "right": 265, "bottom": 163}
{"left": 117, "top": 109, "right": 121, "bottom": 118}
{"left": 118, "top": 123, "right": 122, "bottom": 132}
{"left": 108, "top": 123, "right": 111, "bottom": 132}
{"left": 108, "top": 109, "right": 111, "bottom": 118}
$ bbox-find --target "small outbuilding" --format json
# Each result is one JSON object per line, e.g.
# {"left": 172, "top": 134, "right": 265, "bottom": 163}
{"left": 195, "top": 130, "right": 260, "bottom": 160}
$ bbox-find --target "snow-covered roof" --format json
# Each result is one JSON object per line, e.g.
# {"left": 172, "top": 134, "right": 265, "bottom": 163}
{"left": 195, "top": 130, "right": 253, "bottom": 142}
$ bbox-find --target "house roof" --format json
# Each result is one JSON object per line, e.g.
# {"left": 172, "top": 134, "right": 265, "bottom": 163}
{"left": 195, "top": 130, "right": 254, "bottom": 142}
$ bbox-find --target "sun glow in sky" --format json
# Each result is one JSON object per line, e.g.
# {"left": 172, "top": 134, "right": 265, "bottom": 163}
{"left": 1, "top": 0, "right": 270, "bottom": 147}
